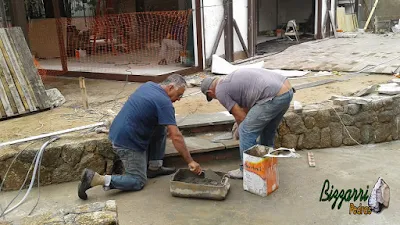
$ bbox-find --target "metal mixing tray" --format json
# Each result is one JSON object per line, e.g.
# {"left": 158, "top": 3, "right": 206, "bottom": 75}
{"left": 170, "top": 169, "right": 231, "bottom": 200}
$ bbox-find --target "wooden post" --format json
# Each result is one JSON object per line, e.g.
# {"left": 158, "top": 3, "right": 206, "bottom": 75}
{"left": 52, "top": 0, "right": 68, "bottom": 72}
{"left": 79, "top": 77, "right": 89, "bottom": 109}
{"left": 247, "top": 0, "right": 256, "bottom": 56}
{"left": 364, "top": 0, "right": 379, "bottom": 31}
{"left": 224, "top": 0, "right": 234, "bottom": 62}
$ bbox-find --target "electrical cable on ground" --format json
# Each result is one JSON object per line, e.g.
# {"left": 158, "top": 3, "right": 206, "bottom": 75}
{"left": 0, "top": 137, "right": 59, "bottom": 217}
{"left": 0, "top": 141, "right": 38, "bottom": 219}
{"left": 0, "top": 149, "right": 40, "bottom": 219}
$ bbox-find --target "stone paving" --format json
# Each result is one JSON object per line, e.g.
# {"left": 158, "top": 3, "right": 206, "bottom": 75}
{"left": 261, "top": 33, "right": 400, "bottom": 74}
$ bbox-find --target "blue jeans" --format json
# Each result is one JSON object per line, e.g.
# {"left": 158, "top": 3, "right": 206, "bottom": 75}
{"left": 238, "top": 89, "right": 294, "bottom": 170}
{"left": 107, "top": 126, "right": 167, "bottom": 191}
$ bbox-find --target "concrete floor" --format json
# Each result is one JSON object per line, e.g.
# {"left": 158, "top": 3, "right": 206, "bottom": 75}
{"left": 37, "top": 53, "right": 187, "bottom": 76}
{"left": 1, "top": 141, "right": 399, "bottom": 225}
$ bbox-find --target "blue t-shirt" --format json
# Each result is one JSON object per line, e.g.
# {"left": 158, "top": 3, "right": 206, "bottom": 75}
{"left": 109, "top": 82, "right": 176, "bottom": 152}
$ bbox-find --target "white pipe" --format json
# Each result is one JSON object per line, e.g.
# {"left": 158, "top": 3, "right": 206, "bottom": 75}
{"left": 0, "top": 122, "right": 104, "bottom": 148}
{"left": 1, "top": 137, "right": 59, "bottom": 217}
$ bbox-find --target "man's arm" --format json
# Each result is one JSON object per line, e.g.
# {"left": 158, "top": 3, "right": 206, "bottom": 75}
{"left": 230, "top": 104, "right": 247, "bottom": 125}
{"left": 167, "top": 124, "right": 202, "bottom": 174}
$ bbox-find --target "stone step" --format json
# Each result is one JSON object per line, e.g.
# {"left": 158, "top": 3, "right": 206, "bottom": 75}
{"left": 176, "top": 111, "right": 235, "bottom": 134}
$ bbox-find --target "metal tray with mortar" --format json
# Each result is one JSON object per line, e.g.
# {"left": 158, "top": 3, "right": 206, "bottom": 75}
{"left": 170, "top": 168, "right": 231, "bottom": 200}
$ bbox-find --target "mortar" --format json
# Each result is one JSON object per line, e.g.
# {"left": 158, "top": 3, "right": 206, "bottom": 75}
{"left": 170, "top": 169, "right": 231, "bottom": 200}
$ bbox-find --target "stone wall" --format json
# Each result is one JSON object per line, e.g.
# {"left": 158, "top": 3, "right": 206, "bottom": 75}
{"left": 5, "top": 200, "right": 118, "bottom": 225}
{"left": 0, "top": 135, "right": 115, "bottom": 191}
{"left": 274, "top": 94, "right": 400, "bottom": 150}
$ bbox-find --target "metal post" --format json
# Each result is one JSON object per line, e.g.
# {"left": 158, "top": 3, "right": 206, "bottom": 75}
{"left": 52, "top": 0, "right": 68, "bottom": 72}
{"left": 0, "top": 0, "right": 7, "bottom": 27}
{"left": 224, "top": 0, "right": 233, "bottom": 62}
{"left": 247, "top": 0, "right": 256, "bottom": 57}
{"left": 10, "top": 0, "right": 29, "bottom": 46}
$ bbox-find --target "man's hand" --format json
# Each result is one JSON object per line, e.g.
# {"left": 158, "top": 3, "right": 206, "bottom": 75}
{"left": 230, "top": 104, "right": 247, "bottom": 125}
{"left": 232, "top": 122, "right": 239, "bottom": 140}
{"left": 188, "top": 161, "right": 202, "bottom": 175}
{"left": 167, "top": 124, "right": 195, "bottom": 165}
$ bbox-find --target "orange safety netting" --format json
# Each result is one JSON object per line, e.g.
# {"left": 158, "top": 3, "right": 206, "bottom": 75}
{"left": 30, "top": 10, "right": 193, "bottom": 76}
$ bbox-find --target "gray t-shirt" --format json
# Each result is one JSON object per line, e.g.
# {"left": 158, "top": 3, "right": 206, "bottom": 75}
{"left": 216, "top": 68, "right": 287, "bottom": 112}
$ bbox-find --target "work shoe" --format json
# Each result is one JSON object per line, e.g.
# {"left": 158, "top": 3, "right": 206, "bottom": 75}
{"left": 78, "top": 168, "right": 105, "bottom": 200}
{"left": 227, "top": 168, "right": 243, "bottom": 179}
{"left": 147, "top": 166, "right": 176, "bottom": 178}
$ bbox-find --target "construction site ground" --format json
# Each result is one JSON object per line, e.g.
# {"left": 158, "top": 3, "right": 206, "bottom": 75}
{"left": 1, "top": 141, "right": 399, "bottom": 225}
{"left": 0, "top": 72, "right": 393, "bottom": 143}
{"left": 1, "top": 32, "right": 400, "bottom": 224}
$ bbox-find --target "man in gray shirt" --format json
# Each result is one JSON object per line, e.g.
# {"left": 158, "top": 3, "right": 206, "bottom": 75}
{"left": 201, "top": 68, "right": 294, "bottom": 179}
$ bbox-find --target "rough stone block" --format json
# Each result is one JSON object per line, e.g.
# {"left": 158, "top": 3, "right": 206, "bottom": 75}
{"left": 343, "top": 126, "right": 361, "bottom": 145}
{"left": 330, "top": 122, "right": 343, "bottom": 147}
{"left": 84, "top": 141, "right": 98, "bottom": 153}
{"left": 361, "top": 103, "right": 373, "bottom": 111}
{"left": 278, "top": 121, "right": 290, "bottom": 136}
{"left": 304, "top": 116, "right": 316, "bottom": 129}
{"left": 41, "top": 146, "right": 63, "bottom": 168}
{"left": 314, "top": 110, "right": 331, "bottom": 128}
{"left": 374, "top": 123, "right": 393, "bottom": 143}
{"left": 105, "top": 200, "right": 117, "bottom": 212}
{"left": 333, "top": 98, "right": 349, "bottom": 106}
{"left": 378, "top": 111, "right": 395, "bottom": 123}
{"left": 355, "top": 112, "right": 378, "bottom": 124}
{"left": 347, "top": 104, "right": 360, "bottom": 115}
{"left": 75, "top": 211, "right": 118, "bottom": 225}
{"left": 52, "top": 163, "right": 77, "bottom": 183}
{"left": 62, "top": 144, "right": 84, "bottom": 166}
{"left": 282, "top": 134, "right": 299, "bottom": 149}
{"left": 297, "top": 134, "right": 304, "bottom": 149}
{"left": 284, "top": 112, "right": 307, "bottom": 134}
{"left": 303, "top": 109, "right": 319, "bottom": 117}
{"left": 303, "top": 127, "right": 321, "bottom": 149}
{"left": 361, "top": 125, "right": 374, "bottom": 144}
{"left": 320, "top": 127, "right": 331, "bottom": 148}
{"left": 77, "top": 153, "right": 106, "bottom": 174}
{"left": 340, "top": 114, "right": 355, "bottom": 126}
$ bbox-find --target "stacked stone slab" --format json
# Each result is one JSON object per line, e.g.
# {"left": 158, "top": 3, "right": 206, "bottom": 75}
{"left": 4, "top": 200, "right": 118, "bottom": 225}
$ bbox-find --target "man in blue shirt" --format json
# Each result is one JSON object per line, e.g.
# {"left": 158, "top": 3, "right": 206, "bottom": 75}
{"left": 78, "top": 74, "right": 202, "bottom": 200}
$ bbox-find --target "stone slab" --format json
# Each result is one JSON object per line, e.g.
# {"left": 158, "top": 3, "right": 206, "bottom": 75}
{"left": 177, "top": 111, "right": 234, "bottom": 128}
{"left": 165, "top": 136, "right": 226, "bottom": 156}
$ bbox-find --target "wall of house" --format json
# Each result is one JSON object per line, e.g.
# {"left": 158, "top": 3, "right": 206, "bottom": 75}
{"left": 258, "top": 0, "right": 313, "bottom": 33}
{"left": 277, "top": 0, "right": 313, "bottom": 26}
{"left": 258, "top": 0, "right": 277, "bottom": 32}
{"left": 364, "top": 0, "right": 400, "bottom": 18}
{"left": 202, "top": 0, "right": 248, "bottom": 64}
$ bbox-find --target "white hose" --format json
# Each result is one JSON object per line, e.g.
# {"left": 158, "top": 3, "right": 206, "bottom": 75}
{"left": 0, "top": 136, "right": 59, "bottom": 217}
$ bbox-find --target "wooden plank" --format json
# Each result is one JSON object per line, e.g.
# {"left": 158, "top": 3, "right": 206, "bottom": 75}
{"left": 0, "top": 70, "right": 14, "bottom": 116}
{"left": 329, "top": 10, "right": 338, "bottom": 38}
{"left": 364, "top": 0, "right": 379, "bottom": 30}
{"left": 0, "top": 68, "right": 17, "bottom": 114}
{"left": 6, "top": 27, "right": 50, "bottom": 109}
{"left": 5, "top": 28, "right": 40, "bottom": 109}
{"left": 308, "top": 152, "right": 316, "bottom": 167}
{"left": 79, "top": 77, "right": 89, "bottom": 109}
{"left": 0, "top": 29, "right": 36, "bottom": 112}
{"left": 0, "top": 92, "right": 6, "bottom": 118}
{"left": 0, "top": 40, "right": 25, "bottom": 114}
